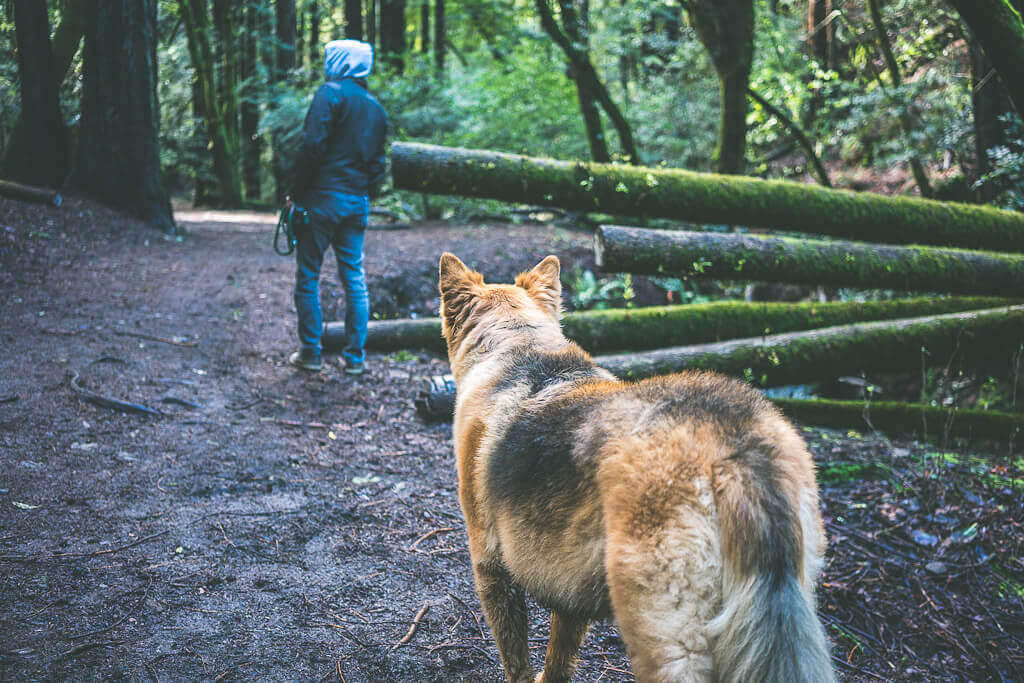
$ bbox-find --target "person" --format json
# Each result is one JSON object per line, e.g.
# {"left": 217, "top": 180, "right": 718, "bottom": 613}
{"left": 286, "top": 39, "right": 388, "bottom": 375}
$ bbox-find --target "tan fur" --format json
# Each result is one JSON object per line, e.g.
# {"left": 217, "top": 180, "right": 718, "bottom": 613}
{"left": 439, "top": 254, "right": 835, "bottom": 683}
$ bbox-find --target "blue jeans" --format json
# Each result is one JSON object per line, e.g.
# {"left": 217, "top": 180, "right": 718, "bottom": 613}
{"left": 294, "top": 210, "right": 369, "bottom": 366}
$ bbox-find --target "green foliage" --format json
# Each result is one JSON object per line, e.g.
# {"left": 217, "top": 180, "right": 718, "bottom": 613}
{"left": 977, "top": 114, "right": 1024, "bottom": 212}
{"left": 565, "top": 268, "right": 635, "bottom": 311}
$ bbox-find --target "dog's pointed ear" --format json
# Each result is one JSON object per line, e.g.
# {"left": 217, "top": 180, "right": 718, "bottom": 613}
{"left": 515, "top": 255, "right": 562, "bottom": 319}
{"left": 439, "top": 253, "right": 484, "bottom": 339}
{"left": 439, "top": 252, "right": 472, "bottom": 292}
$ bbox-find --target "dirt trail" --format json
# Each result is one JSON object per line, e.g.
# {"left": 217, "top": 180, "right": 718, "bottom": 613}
{"left": 1, "top": 199, "right": 1020, "bottom": 681}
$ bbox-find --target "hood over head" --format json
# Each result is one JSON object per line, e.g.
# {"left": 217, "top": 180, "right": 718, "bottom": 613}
{"left": 324, "top": 40, "right": 373, "bottom": 80}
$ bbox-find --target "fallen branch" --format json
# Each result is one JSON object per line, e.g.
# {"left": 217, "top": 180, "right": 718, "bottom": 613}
{"left": 259, "top": 417, "right": 329, "bottom": 429}
{"left": 68, "top": 371, "right": 162, "bottom": 417}
{"left": 390, "top": 142, "right": 1024, "bottom": 252}
{"left": 114, "top": 329, "right": 198, "bottom": 347}
{"left": 0, "top": 395, "right": 19, "bottom": 404}
{"left": 327, "top": 296, "right": 1017, "bottom": 355}
{"left": 0, "top": 179, "right": 62, "bottom": 207}
{"left": 595, "top": 225, "right": 1024, "bottom": 296}
{"left": 408, "top": 527, "right": 455, "bottom": 551}
{"left": 392, "top": 603, "right": 430, "bottom": 651}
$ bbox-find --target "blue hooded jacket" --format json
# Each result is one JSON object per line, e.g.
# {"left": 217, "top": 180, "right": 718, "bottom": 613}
{"left": 290, "top": 40, "right": 388, "bottom": 221}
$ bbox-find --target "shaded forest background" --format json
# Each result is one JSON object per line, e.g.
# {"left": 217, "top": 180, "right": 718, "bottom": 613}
{"left": 2, "top": 0, "right": 1024, "bottom": 216}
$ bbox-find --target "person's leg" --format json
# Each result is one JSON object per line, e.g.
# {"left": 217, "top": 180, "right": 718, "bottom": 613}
{"left": 331, "top": 216, "right": 369, "bottom": 369}
{"left": 293, "top": 221, "right": 332, "bottom": 363}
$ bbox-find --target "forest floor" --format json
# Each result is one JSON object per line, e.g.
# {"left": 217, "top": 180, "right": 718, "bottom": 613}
{"left": 0, "top": 196, "right": 1022, "bottom": 682}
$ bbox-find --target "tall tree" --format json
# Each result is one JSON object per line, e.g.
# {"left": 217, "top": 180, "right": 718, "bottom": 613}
{"left": 69, "top": 0, "right": 175, "bottom": 231}
{"left": 433, "top": 0, "right": 444, "bottom": 71}
{"left": 274, "top": 0, "right": 297, "bottom": 199}
{"left": 866, "top": 0, "right": 932, "bottom": 197}
{"left": 420, "top": 0, "right": 429, "bottom": 53}
{"left": 241, "top": 0, "right": 264, "bottom": 199}
{"left": 2, "top": 0, "right": 68, "bottom": 187}
{"left": 309, "top": 1, "right": 320, "bottom": 67}
{"left": 535, "top": 0, "right": 638, "bottom": 163}
{"left": 367, "top": 0, "right": 376, "bottom": 46}
{"left": 345, "top": 0, "right": 363, "bottom": 39}
{"left": 949, "top": 0, "right": 1024, "bottom": 118}
{"left": 379, "top": 0, "right": 407, "bottom": 71}
{"left": 687, "top": 0, "right": 754, "bottom": 175}
{"left": 181, "top": 0, "right": 243, "bottom": 206}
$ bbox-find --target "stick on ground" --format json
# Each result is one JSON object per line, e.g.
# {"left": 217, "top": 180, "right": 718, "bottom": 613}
{"left": 392, "top": 603, "right": 430, "bottom": 650}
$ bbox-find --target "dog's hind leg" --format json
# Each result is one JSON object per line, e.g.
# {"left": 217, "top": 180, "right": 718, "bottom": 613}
{"left": 536, "top": 611, "right": 589, "bottom": 683}
{"left": 474, "top": 558, "right": 534, "bottom": 682}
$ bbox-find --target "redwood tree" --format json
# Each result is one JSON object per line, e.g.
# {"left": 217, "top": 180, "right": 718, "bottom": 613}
{"left": 69, "top": 0, "right": 175, "bottom": 231}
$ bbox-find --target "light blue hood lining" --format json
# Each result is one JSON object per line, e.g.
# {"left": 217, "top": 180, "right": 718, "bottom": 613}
{"left": 324, "top": 40, "right": 373, "bottom": 80}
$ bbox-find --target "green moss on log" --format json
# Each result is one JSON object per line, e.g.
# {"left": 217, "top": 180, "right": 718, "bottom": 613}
{"left": 598, "top": 305, "right": 1024, "bottom": 386}
{"left": 391, "top": 142, "right": 1024, "bottom": 252}
{"left": 775, "top": 398, "right": 1024, "bottom": 445}
{"left": 596, "top": 225, "right": 1024, "bottom": 296}
{"left": 323, "top": 297, "right": 1015, "bottom": 354}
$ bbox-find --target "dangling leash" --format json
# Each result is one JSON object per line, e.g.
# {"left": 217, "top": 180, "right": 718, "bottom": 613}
{"left": 274, "top": 203, "right": 310, "bottom": 256}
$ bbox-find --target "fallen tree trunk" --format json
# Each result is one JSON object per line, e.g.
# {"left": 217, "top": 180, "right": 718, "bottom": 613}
{"left": 390, "top": 142, "right": 1024, "bottom": 252}
{"left": 598, "top": 305, "right": 1024, "bottom": 384}
{"left": 414, "top": 375, "right": 1024, "bottom": 446}
{"left": 328, "top": 296, "right": 1017, "bottom": 355}
{"left": 0, "top": 179, "right": 63, "bottom": 207}
{"left": 595, "top": 225, "right": 1024, "bottom": 296}
{"left": 773, "top": 398, "right": 1023, "bottom": 444}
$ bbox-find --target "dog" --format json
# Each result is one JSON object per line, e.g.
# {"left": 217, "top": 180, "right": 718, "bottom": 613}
{"left": 438, "top": 253, "right": 835, "bottom": 683}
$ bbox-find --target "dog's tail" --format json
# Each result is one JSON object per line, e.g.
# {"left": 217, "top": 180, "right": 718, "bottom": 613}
{"left": 708, "top": 435, "right": 835, "bottom": 683}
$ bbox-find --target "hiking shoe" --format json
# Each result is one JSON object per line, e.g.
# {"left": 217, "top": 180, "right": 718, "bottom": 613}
{"left": 344, "top": 360, "right": 365, "bottom": 376}
{"left": 288, "top": 350, "right": 322, "bottom": 372}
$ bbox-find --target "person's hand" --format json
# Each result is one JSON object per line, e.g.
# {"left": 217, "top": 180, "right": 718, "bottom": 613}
{"left": 284, "top": 195, "right": 293, "bottom": 210}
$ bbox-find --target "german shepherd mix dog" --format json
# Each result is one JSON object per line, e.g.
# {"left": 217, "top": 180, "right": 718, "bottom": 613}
{"left": 438, "top": 253, "right": 835, "bottom": 683}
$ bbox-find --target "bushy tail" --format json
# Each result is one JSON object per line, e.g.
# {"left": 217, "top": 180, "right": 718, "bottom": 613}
{"left": 709, "top": 439, "right": 836, "bottom": 683}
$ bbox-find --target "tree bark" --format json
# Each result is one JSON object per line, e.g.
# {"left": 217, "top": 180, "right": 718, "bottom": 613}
{"left": 390, "top": 142, "right": 1024, "bottom": 252}
{"left": 324, "top": 296, "right": 1016, "bottom": 355}
{"left": 597, "top": 305, "right": 1024, "bottom": 385}
{"left": 273, "top": 0, "right": 296, "bottom": 199}
{"left": 68, "top": 0, "right": 175, "bottom": 231}
{"left": 747, "top": 88, "right": 831, "bottom": 187}
{"left": 309, "top": 1, "right": 320, "bottom": 67}
{"left": 433, "top": 0, "right": 445, "bottom": 71}
{"left": 3, "top": 0, "right": 68, "bottom": 188}
{"left": 379, "top": 0, "right": 406, "bottom": 72}
{"left": 535, "top": 0, "right": 637, "bottom": 163}
{"left": 773, "top": 398, "right": 1024, "bottom": 446}
{"left": 345, "top": 0, "right": 363, "bottom": 39}
{"left": 420, "top": 0, "right": 429, "bottom": 53}
{"left": 866, "top": 0, "right": 933, "bottom": 197}
{"left": 241, "top": 0, "right": 263, "bottom": 200}
{"left": 595, "top": 225, "right": 1024, "bottom": 297}
{"left": 367, "top": 0, "right": 377, "bottom": 47}
{"left": 948, "top": 0, "right": 1024, "bottom": 117}
{"left": 688, "top": 0, "right": 754, "bottom": 174}
{"left": 181, "top": 0, "right": 243, "bottom": 206}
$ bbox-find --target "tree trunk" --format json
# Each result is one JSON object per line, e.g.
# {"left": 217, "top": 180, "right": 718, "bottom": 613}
{"left": 345, "top": 0, "right": 363, "bottom": 40}
{"left": 597, "top": 305, "right": 1024, "bottom": 385}
{"left": 773, "top": 398, "right": 1024, "bottom": 446}
{"left": 181, "top": 0, "right": 243, "bottom": 206}
{"left": 212, "top": 0, "right": 241, "bottom": 168}
{"left": 295, "top": 8, "right": 304, "bottom": 69}
{"left": 273, "top": 0, "right": 296, "bottom": 199}
{"left": 2, "top": 0, "right": 68, "bottom": 188}
{"left": 323, "top": 296, "right": 1016, "bottom": 355}
{"left": 379, "top": 0, "right": 406, "bottom": 72}
{"left": 309, "top": 1, "right": 320, "bottom": 67}
{"left": 241, "top": 0, "right": 263, "bottom": 200}
{"left": 420, "top": 0, "right": 429, "bottom": 53}
{"left": 949, "top": 0, "right": 1024, "bottom": 117}
{"left": 688, "top": 0, "right": 754, "bottom": 174}
{"left": 433, "top": 0, "right": 444, "bottom": 71}
{"left": 367, "top": 0, "right": 376, "bottom": 47}
{"left": 68, "top": 0, "right": 175, "bottom": 231}
{"left": 389, "top": 142, "right": 1024, "bottom": 252}
{"left": 535, "top": 0, "right": 637, "bottom": 163}
{"left": 595, "top": 225, "right": 1024, "bottom": 296}
{"left": 867, "top": 0, "right": 933, "bottom": 197}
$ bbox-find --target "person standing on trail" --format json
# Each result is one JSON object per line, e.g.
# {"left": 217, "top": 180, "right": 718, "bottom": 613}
{"left": 286, "top": 39, "right": 388, "bottom": 375}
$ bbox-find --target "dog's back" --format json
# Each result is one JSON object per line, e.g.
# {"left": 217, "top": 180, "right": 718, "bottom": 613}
{"left": 440, "top": 254, "right": 834, "bottom": 682}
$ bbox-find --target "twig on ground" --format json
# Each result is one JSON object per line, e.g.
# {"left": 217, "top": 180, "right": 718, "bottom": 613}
{"left": 0, "top": 529, "right": 170, "bottom": 563}
{"left": 260, "top": 417, "right": 329, "bottom": 429}
{"left": 56, "top": 640, "right": 124, "bottom": 659}
{"left": 161, "top": 396, "right": 203, "bottom": 410}
{"left": 0, "top": 394, "right": 19, "bottom": 404}
{"left": 66, "top": 580, "right": 152, "bottom": 640}
{"left": 408, "top": 527, "right": 455, "bottom": 551}
{"left": 68, "top": 371, "right": 162, "bottom": 417}
{"left": 114, "top": 329, "right": 198, "bottom": 347}
{"left": 392, "top": 603, "right": 430, "bottom": 651}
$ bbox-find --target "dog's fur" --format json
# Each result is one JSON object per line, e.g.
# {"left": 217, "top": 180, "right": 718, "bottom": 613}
{"left": 439, "top": 253, "right": 835, "bottom": 683}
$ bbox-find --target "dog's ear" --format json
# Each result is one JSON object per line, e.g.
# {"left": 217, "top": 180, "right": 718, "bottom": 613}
{"left": 439, "top": 253, "right": 484, "bottom": 337}
{"left": 515, "top": 255, "right": 562, "bottom": 319}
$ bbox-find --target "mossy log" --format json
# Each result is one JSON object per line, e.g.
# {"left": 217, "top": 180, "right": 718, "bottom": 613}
{"left": 774, "top": 398, "right": 1023, "bottom": 444}
{"left": 595, "top": 225, "right": 1024, "bottom": 296}
{"left": 414, "top": 376, "right": 1024, "bottom": 447}
{"left": 390, "top": 142, "right": 1024, "bottom": 252}
{"left": 0, "top": 180, "right": 62, "bottom": 207}
{"left": 326, "top": 296, "right": 1017, "bottom": 355}
{"left": 599, "top": 305, "right": 1024, "bottom": 385}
